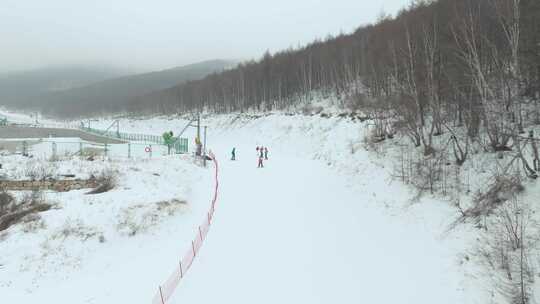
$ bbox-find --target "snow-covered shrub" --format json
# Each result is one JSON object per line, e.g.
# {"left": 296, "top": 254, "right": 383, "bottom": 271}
{"left": 20, "top": 190, "right": 45, "bottom": 206}
{"left": 54, "top": 218, "right": 101, "bottom": 241}
{"left": 24, "top": 160, "right": 56, "bottom": 181}
{"left": 362, "top": 131, "right": 386, "bottom": 155}
{"left": 391, "top": 145, "right": 455, "bottom": 200}
{"left": 478, "top": 197, "right": 534, "bottom": 304}
{"left": 21, "top": 214, "right": 46, "bottom": 233}
{"left": 87, "top": 169, "right": 118, "bottom": 194}
{"left": 0, "top": 190, "right": 52, "bottom": 232}
{"left": 0, "top": 191, "right": 16, "bottom": 216}
{"left": 300, "top": 104, "right": 324, "bottom": 116}
{"left": 117, "top": 199, "right": 187, "bottom": 236}
{"left": 468, "top": 175, "right": 524, "bottom": 219}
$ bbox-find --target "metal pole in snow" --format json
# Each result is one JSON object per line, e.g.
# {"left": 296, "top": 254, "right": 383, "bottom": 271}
{"left": 179, "top": 261, "right": 183, "bottom": 278}
{"left": 159, "top": 286, "right": 165, "bottom": 304}
{"left": 197, "top": 114, "right": 200, "bottom": 142}
{"left": 203, "top": 126, "right": 207, "bottom": 167}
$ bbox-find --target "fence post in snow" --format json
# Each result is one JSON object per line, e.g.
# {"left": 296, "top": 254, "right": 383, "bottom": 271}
{"left": 179, "top": 261, "right": 183, "bottom": 278}
{"left": 22, "top": 141, "right": 28, "bottom": 157}
{"left": 203, "top": 126, "right": 207, "bottom": 167}
{"left": 51, "top": 142, "right": 57, "bottom": 159}
{"left": 159, "top": 286, "right": 165, "bottom": 304}
{"left": 128, "top": 143, "right": 131, "bottom": 159}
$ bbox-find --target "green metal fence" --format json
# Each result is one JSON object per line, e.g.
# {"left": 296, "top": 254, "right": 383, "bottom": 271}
{"left": 80, "top": 127, "right": 189, "bottom": 154}
{"left": 8, "top": 140, "right": 175, "bottom": 160}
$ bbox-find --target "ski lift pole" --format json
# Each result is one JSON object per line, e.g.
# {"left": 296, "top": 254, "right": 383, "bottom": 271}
{"left": 203, "top": 126, "right": 207, "bottom": 167}
{"left": 23, "top": 141, "right": 28, "bottom": 157}
{"left": 197, "top": 114, "right": 201, "bottom": 143}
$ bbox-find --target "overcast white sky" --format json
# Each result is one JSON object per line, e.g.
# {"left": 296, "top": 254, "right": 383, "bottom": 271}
{"left": 1, "top": 0, "right": 409, "bottom": 73}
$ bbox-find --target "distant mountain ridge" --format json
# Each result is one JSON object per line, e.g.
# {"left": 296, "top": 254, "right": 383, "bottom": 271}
{"left": 0, "top": 66, "right": 124, "bottom": 107}
{"left": 0, "top": 60, "right": 235, "bottom": 118}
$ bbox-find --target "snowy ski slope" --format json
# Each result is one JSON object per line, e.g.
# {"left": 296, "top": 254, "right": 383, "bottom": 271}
{"left": 0, "top": 110, "right": 487, "bottom": 303}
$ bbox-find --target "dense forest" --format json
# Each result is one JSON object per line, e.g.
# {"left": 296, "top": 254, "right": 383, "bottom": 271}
{"left": 129, "top": 0, "right": 540, "bottom": 146}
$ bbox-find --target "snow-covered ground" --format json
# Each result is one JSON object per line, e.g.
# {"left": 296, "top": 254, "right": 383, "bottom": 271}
{"left": 0, "top": 109, "right": 491, "bottom": 303}
{"left": 0, "top": 153, "right": 214, "bottom": 303}
{"left": 178, "top": 114, "right": 488, "bottom": 304}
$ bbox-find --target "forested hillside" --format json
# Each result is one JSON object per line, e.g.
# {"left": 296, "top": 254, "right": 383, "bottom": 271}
{"left": 128, "top": 0, "right": 539, "bottom": 126}
{"left": 39, "top": 60, "right": 234, "bottom": 117}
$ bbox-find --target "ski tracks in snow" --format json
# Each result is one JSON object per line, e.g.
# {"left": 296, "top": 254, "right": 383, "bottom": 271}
{"left": 169, "top": 143, "right": 470, "bottom": 304}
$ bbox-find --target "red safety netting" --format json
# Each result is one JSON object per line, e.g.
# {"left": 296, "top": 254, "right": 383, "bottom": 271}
{"left": 152, "top": 152, "right": 219, "bottom": 304}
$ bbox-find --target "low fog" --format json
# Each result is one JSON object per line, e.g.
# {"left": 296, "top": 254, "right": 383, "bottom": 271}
{"left": 1, "top": 0, "right": 408, "bottom": 73}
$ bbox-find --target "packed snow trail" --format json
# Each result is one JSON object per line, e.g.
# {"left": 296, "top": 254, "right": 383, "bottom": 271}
{"left": 0, "top": 112, "right": 483, "bottom": 303}
{"left": 169, "top": 142, "right": 467, "bottom": 304}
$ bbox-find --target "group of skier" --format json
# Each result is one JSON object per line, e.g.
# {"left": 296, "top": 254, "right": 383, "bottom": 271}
{"left": 256, "top": 146, "right": 269, "bottom": 168}
{"left": 230, "top": 146, "right": 269, "bottom": 168}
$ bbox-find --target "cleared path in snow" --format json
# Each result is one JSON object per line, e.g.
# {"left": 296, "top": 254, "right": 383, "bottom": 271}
{"left": 169, "top": 142, "right": 466, "bottom": 304}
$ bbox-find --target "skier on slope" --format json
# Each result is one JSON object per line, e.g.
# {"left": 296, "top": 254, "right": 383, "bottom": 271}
{"left": 264, "top": 147, "right": 269, "bottom": 160}
{"left": 257, "top": 146, "right": 264, "bottom": 168}
{"left": 231, "top": 147, "right": 236, "bottom": 161}
{"left": 195, "top": 136, "right": 202, "bottom": 156}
